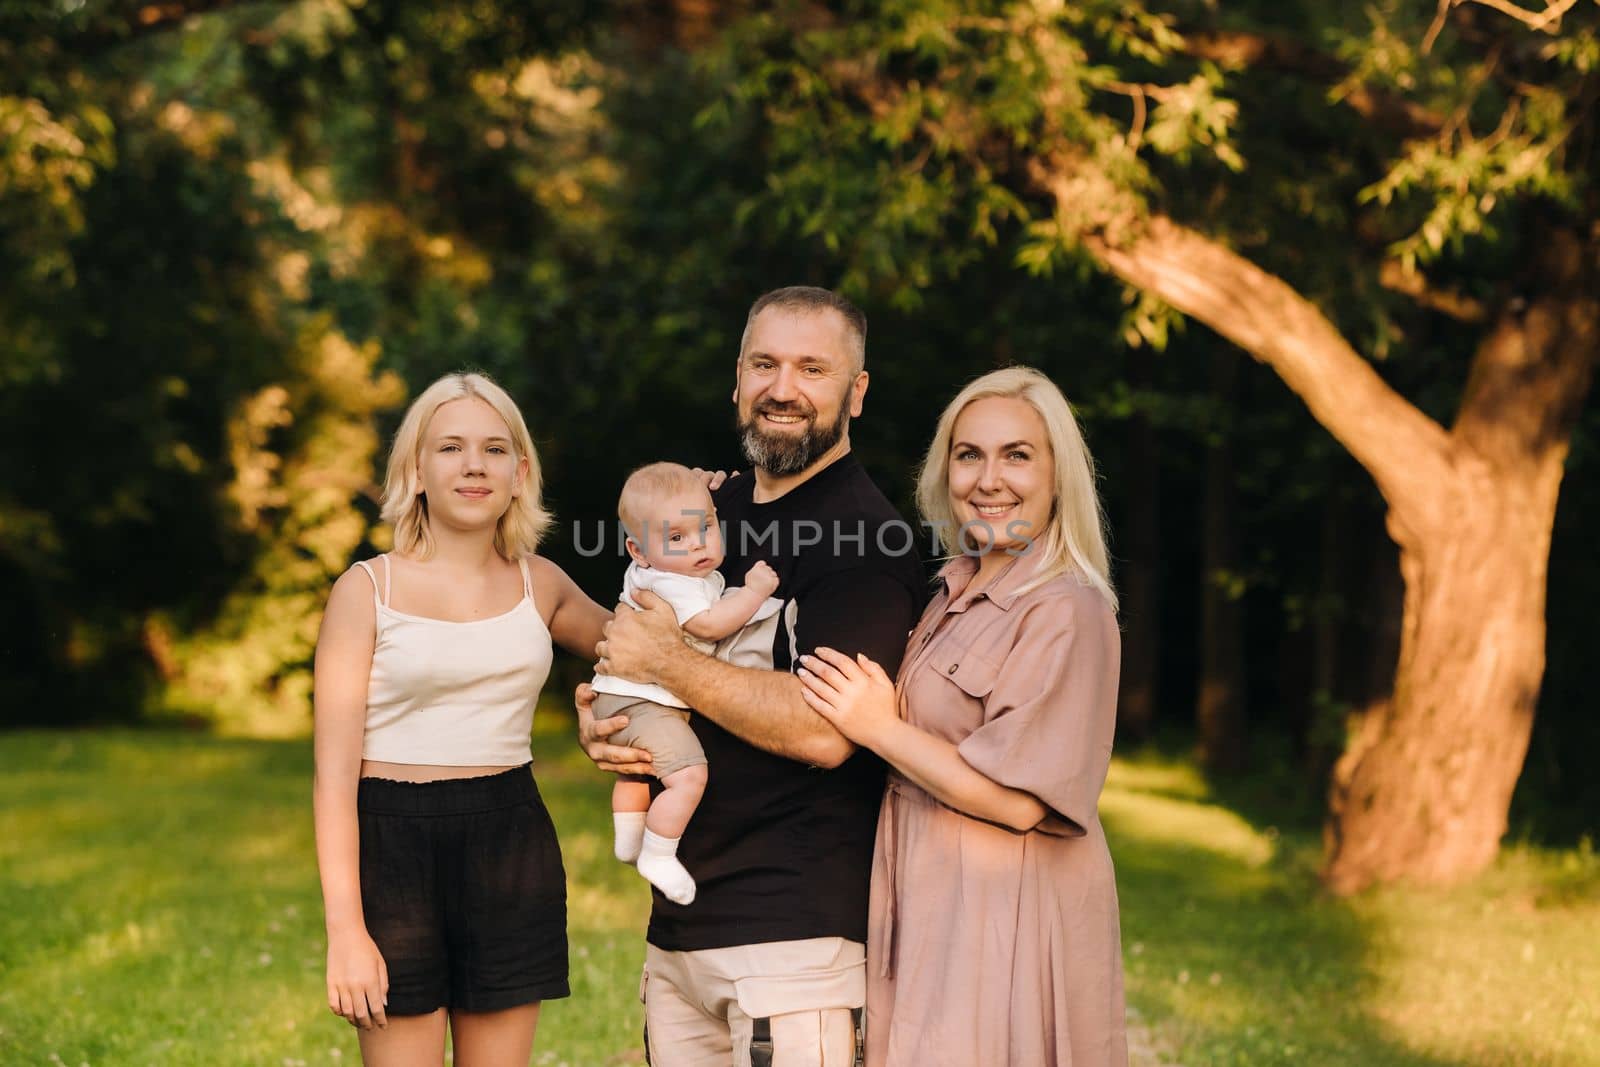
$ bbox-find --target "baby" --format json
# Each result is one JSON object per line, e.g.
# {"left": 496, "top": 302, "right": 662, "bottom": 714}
{"left": 591, "top": 462, "right": 779, "bottom": 904}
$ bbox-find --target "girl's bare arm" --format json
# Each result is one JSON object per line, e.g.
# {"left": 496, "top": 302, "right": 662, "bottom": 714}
{"left": 312, "top": 567, "right": 388, "bottom": 1029}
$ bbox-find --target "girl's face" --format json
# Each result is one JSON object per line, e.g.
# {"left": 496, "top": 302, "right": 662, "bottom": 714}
{"left": 947, "top": 396, "right": 1055, "bottom": 556}
{"left": 417, "top": 397, "right": 526, "bottom": 533}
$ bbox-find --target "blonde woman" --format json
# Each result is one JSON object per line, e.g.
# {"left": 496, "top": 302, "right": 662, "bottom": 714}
{"left": 797, "top": 366, "right": 1128, "bottom": 1066}
{"left": 313, "top": 372, "right": 610, "bottom": 1065}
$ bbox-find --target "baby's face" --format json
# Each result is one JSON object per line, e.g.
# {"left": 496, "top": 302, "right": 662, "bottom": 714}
{"left": 633, "top": 487, "right": 724, "bottom": 576}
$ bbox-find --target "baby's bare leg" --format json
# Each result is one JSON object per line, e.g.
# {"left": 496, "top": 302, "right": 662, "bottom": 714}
{"left": 644, "top": 764, "right": 707, "bottom": 838}
{"left": 612, "top": 777, "right": 651, "bottom": 814}
{"left": 636, "top": 763, "right": 707, "bottom": 905}
{"left": 612, "top": 777, "right": 652, "bottom": 864}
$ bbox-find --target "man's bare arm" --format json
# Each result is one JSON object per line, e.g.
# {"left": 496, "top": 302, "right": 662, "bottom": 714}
{"left": 660, "top": 645, "right": 854, "bottom": 767}
{"left": 598, "top": 591, "right": 854, "bottom": 768}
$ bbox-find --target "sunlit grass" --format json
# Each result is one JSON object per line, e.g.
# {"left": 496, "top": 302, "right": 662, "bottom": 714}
{"left": 1106, "top": 754, "right": 1600, "bottom": 1067}
{"left": 0, "top": 716, "right": 651, "bottom": 1066}
{"left": 1, "top": 725, "right": 1595, "bottom": 1065}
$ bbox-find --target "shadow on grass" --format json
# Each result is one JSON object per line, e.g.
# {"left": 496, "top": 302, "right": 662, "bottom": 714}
{"left": 1103, "top": 745, "right": 1574, "bottom": 1067}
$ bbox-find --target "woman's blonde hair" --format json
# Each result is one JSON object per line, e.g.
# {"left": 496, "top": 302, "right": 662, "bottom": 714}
{"left": 916, "top": 366, "right": 1116, "bottom": 610}
{"left": 381, "top": 372, "right": 552, "bottom": 560}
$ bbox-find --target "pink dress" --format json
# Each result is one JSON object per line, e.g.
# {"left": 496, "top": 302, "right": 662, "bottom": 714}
{"left": 866, "top": 554, "right": 1128, "bottom": 1066}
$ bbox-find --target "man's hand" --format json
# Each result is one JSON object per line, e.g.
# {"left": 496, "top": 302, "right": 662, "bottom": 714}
{"left": 574, "top": 681, "right": 654, "bottom": 775}
{"left": 692, "top": 467, "right": 739, "bottom": 491}
{"left": 596, "top": 590, "right": 689, "bottom": 686}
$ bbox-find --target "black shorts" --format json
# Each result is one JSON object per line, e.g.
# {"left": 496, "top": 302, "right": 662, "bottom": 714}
{"left": 357, "top": 765, "right": 569, "bottom": 1015}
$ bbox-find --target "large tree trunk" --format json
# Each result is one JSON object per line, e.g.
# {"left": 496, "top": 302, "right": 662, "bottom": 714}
{"left": 1323, "top": 241, "right": 1597, "bottom": 890}
{"left": 1054, "top": 204, "right": 1599, "bottom": 890}
{"left": 1324, "top": 500, "right": 1554, "bottom": 889}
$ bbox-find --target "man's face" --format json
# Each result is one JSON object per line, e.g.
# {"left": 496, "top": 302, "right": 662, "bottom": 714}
{"left": 733, "top": 308, "right": 867, "bottom": 476}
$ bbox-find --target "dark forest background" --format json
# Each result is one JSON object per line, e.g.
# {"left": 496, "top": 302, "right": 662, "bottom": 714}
{"left": 2, "top": 0, "right": 1595, "bottom": 860}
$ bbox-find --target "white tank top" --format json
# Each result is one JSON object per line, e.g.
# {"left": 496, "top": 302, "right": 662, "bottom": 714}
{"left": 352, "top": 554, "right": 553, "bottom": 766}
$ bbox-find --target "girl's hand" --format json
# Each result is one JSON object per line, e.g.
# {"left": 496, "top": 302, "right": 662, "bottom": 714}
{"left": 797, "top": 647, "right": 899, "bottom": 751}
{"left": 326, "top": 927, "right": 389, "bottom": 1030}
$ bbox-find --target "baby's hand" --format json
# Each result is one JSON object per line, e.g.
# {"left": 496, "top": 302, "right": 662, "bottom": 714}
{"left": 745, "top": 560, "right": 779, "bottom": 597}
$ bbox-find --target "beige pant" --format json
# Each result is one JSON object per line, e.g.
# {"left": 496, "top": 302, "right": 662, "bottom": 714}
{"left": 596, "top": 693, "right": 708, "bottom": 779}
{"left": 641, "top": 937, "right": 865, "bottom": 1067}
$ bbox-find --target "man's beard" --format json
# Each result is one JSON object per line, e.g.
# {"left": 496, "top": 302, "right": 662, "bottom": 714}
{"left": 738, "top": 399, "right": 849, "bottom": 477}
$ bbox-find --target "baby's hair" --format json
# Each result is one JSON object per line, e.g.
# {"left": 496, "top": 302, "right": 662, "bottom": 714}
{"left": 618, "top": 462, "right": 709, "bottom": 542}
{"left": 381, "top": 371, "right": 551, "bottom": 560}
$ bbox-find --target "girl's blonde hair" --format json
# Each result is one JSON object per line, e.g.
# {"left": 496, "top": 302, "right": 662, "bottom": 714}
{"left": 916, "top": 366, "right": 1117, "bottom": 610}
{"left": 381, "top": 372, "right": 552, "bottom": 560}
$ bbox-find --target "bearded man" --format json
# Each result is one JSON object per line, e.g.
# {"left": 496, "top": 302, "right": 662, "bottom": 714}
{"left": 580, "top": 286, "right": 926, "bottom": 1066}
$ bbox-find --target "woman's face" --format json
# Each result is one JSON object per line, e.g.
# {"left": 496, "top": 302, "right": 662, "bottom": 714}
{"left": 417, "top": 397, "right": 526, "bottom": 532}
{"left": 947, "top": 396, "right": 1055, "bottom": 556}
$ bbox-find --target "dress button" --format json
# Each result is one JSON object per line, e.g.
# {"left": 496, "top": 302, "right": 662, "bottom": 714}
{"left": 948, "top": 663, "right": 959, "bottom": 674}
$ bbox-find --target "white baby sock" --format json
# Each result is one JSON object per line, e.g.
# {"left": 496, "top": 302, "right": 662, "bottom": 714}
{"left": 613, "top": 812, "right": 647, "bottom": 864}
{"left": 636, "top": 829, "right": 696, "bottom": 905}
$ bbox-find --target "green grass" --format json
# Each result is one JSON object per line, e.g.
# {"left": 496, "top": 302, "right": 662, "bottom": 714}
{"left": 1, "top": 726, "right": 1596, "bottom": 1066}
{"left": 0, "top": 715, "right": 650, "bottom": 1067}
{"left": 1106, "top": 753, "right": 1600, "bottom": 1066}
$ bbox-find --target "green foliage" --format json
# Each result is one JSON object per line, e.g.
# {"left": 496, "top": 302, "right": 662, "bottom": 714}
{"left": 1332, "top": 3, "right": 1595, "bottom": 271}
{"left": 149, "top": 319, "right": 403, "bottom": 736}
{"left": 0, "top": 0, "right": 1594, "bottom": 844}
{"left": 694, "top": 0, "right": 1598, "bottom": 363}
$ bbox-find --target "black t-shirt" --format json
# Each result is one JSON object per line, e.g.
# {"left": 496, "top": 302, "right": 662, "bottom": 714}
{"left": 646, "top": 452, "right": 928, "bottom": 951}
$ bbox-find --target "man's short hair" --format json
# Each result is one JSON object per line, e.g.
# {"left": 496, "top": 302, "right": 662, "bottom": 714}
{"left": 739, "top": 286, "right": 867, "bottom": 374}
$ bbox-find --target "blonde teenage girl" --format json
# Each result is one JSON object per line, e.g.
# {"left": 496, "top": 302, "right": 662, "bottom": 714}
{"left": 313, "top": 372, "right": 610, "bottom": 1066}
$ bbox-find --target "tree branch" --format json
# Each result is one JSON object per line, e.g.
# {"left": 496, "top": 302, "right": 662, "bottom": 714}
{"left": 1425, "top": 0, "right": 1582, "bottom": 52}
{"left": 1453, "top": 228, "right": 1599, "bottom": 475}
{"left": 1379, "top": 261, "right": 1489, "bottom": 323}
{"left": 67, "top": 0, "right": 281, "bottom": 56}
{"left": 1030, "top": 158, "right": 1458, "bottom": 530}
{"left": 1464, "top": 0, "right": 1581, "bottom": 32}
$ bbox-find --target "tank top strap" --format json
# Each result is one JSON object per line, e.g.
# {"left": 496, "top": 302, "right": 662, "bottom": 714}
{"left": 517, "top": 556, "right": 533, "bottom": 601}
{"left": 352, "top": 559, "right": 383, "bottom": 608}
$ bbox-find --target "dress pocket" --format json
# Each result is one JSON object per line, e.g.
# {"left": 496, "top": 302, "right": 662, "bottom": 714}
{"left": 926, "top": 650, "right": 1000, "bottom": 699}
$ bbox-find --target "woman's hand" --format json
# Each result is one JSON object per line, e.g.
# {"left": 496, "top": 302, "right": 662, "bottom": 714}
{"left": 797, "top": 647, "right": 900, "bottom": 752}
{"left": 326, "top": 926, "right": 389, "bottom": 1030}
